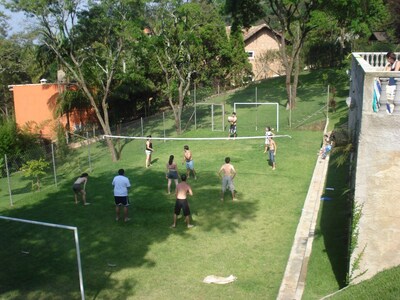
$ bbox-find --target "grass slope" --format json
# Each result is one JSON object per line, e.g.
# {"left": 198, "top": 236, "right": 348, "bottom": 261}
{"left": 0, "top": 69, "right": 350, "bottom": 299}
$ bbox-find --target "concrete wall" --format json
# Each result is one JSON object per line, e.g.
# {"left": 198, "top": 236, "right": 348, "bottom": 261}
{"left": 349, "top": 53, "right": 400, "bottom": 283}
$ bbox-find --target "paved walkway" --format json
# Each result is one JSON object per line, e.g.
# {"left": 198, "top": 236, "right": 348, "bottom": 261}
{"left": 277, "top": 155, "right": 330, "bottom": 300}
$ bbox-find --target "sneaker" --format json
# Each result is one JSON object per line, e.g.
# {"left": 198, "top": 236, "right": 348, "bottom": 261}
{"left": 84, "top": 203, "right": 91, "bottom": 205}
{"left": 187, "top": 224, "right": 194, "bottom": 228}
{"left": 115, "top": 218, "right": 119, "bottom": 221}
{"left": 124, "top": 218, "right": 131, "bottom": 222}
{"left": 170, "top": 224, "right": 176, "bottom": 228}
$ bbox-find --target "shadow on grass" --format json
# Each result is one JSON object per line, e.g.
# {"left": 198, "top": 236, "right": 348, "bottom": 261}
{"left": 316, "top": 151, "right": 351, "bottom": 289}
{"left": 0, "top": 165, "right": 257, "bottom": 299}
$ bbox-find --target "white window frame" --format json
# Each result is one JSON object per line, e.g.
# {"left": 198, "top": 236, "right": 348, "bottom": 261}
{"left": 246, "top": 51, "right": 255, "bottom": 59}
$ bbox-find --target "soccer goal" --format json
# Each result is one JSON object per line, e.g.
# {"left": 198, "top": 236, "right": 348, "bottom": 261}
{"left": 0, "top": 216, "right": 86, "bottom": 300}
{"left": 194, "top": 103, "right": 225, "bottom": 131}
{"left": 233, "top": 102, "right": 279, "bottom": 132}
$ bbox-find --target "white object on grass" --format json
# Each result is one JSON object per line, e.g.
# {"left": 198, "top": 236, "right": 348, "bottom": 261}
{"left": 203, "top": 274, "right": 237, "bottom": 284}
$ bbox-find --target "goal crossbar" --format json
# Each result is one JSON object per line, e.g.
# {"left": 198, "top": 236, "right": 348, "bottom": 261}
{"left": 233, "top": 102, "right": 279, "bottom": 132}
{"left": 0, "top": 216, "right": 85, "bottom": 300}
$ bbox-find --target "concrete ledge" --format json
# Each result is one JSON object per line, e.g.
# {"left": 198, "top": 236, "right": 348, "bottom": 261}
{"left": 277, "top": 155, "right": 330, "bottom": 300}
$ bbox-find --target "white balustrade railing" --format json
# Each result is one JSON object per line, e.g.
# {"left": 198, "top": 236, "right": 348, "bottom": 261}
{"left": 352, "top": 52, "right": 400, "bottom": 115}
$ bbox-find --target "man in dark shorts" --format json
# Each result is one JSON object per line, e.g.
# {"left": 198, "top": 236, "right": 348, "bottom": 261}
{"left": 228, "top": 112, "right": 237, "bottom": 138}
{"left": 112, "top": 169, "right": 131, "bottom": 222}
{"left": 171, "top": 174, "right": 194, "bottom": 228}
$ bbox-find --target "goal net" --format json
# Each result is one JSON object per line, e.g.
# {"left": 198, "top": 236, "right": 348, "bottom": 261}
{"left": 233, "top": 102, "right": 279, "bottom": 132}
{"left": 194, "top": 103, "right": 225, "bottom": 131}
{"left": 0, "top": 216, "right": 85, "bottom": 299}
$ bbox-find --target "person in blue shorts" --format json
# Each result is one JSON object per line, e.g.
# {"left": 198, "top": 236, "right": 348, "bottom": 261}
{"left": 268, "top": 137, "right": 277, "bottom": 170}
{"left": 112, "top": 169, "right": 131, "bottom": 222}
{"left": 183, "top": 145, "right": 197, "bottom": 179}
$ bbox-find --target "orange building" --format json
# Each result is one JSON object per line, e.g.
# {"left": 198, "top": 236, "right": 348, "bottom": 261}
{"left": 10, "top": 82, "right": 94, "bottom": 139}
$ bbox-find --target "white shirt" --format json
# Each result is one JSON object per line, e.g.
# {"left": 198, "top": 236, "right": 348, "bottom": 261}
{"left": 112, "top": 175, "right": 131, "bottom": 196}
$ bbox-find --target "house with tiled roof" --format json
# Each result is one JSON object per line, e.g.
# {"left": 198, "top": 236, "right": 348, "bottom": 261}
{"left": 243, "top": 24, "right": 285, "bottom": 80}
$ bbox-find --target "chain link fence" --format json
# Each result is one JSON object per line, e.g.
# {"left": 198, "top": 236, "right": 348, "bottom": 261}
{"left": 0, "top": 85, "right": 240, "bottom": 206}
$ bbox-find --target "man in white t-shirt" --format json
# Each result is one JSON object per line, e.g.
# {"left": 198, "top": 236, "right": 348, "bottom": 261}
{"left": 112, "top": 169, "right": 131, "bottom": 222}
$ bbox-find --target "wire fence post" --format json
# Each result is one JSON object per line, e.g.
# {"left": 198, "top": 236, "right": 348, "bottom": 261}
{"left": 211, "top": 104, "right": 213, "bottom": 131}
{"left": 222, "top": 103, "right": 225, "bottom": 131}
{"left": 86, "top": 132, "right": 92, "bottom": 172}
{"left": 5, "top": 154, "right": 13, "bottom": 206}
{"left": 51, "top": 143, "right": 58, "bottom": 188}
{"left": 194, "top": 83, "right": 197, "bottom": 130}
{"left": 255, "top": 87, "right": 258, "bottom": 131}
{"left": 163, "top": 112, "right": 166, "bottom": 143}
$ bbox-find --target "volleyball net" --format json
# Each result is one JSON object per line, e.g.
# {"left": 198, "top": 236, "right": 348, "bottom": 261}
{"left": 103, "top": 134, "right": 292, "bottom": 141}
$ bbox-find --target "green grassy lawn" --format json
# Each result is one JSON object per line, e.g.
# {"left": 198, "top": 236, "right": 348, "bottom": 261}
{"left": 0, "top": 69, "right": 350, "bottom": 299}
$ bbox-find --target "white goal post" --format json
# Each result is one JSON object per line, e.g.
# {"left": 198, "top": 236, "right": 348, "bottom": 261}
{"left": 194, "top": 103, "right": 225, "bottom": 131}
{"left": 233, "top": 102, "right": 279, "bottom": 132}
{"left": 0, "top": 216, "right": 86, "bottom": 300}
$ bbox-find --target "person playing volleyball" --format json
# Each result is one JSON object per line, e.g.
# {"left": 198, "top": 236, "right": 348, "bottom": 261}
{"left": 145, "top": 135, "right": 154, "bottom": 168}
{"left": 183, "top": 145, "right": 197, "bottom": 180}
{"left": 268, "top": 137, "right": 277, "bottom": 170}
{"left": 72, "top": 173, "right": 90, "bottom": 205}
{"left": 166, "top": 155, "right": 179, "bottom": 194}
{"left": 228, "top": 112, "right": 237, "bottom": 138}
{"left": 112, "top": 169, "right": 131, "bottom": 222}
{"left": 218, "top": 157, "right": 237, "bottom": 201}
{"left": 171, "top": 174, "right": 194, "bottom": 228}
{"left": 264, "top": 126, "right": 274, "bottom": 153}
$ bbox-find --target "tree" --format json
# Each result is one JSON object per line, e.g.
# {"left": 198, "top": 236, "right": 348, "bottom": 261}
{"left": 261, "top": 0, "right": 318, "bottom": 109}
{"left": 387, "top": 0, "right": 400, "bottom": 41}
{"left": 20, "top": 158, "right": 50, "bottom": 191}
{"left": 314, "top": 0, "right": 388, "bottom": 53}
{"left": 147, "top": 0, "right": 229, "bottom": 133}
{"left": 3, "top": 0, "right": 145, "bottom": 161}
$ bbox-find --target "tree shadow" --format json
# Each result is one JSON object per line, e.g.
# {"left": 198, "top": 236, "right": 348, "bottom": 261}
{"left": 0, "top": 165, "right": 257, "bottom": 299}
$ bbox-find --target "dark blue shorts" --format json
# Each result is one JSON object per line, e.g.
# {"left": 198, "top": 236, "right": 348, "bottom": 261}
{"left": 168, "top": 170, "right": 178, "bottom": 179}
{"left": 114, "top": 196, "right": 130, "bottom": 207}
{"left": 174, "top": 199, "right": 190, "bottom": 216}
{"left": 72, "top": 184, "right": 82, "bottom": 193}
